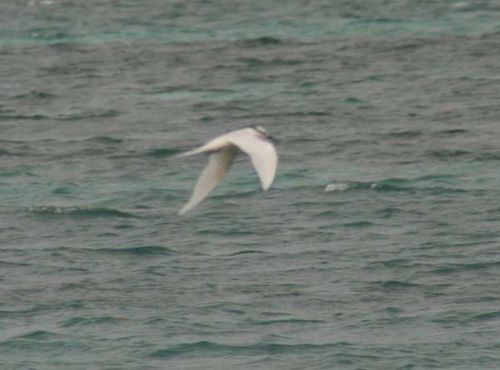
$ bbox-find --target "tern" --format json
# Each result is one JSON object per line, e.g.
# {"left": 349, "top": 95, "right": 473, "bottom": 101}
{"left": 178, "top": 126, "right": 278, "bottom": 215}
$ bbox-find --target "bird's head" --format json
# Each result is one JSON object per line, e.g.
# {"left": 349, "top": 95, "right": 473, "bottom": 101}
{"left": 251, "top": 125, "right": 279, "bottom": 144}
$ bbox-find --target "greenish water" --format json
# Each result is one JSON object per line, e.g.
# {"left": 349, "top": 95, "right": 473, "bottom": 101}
{"left": 2, "top": 1, "right": 500, "bottom": 369}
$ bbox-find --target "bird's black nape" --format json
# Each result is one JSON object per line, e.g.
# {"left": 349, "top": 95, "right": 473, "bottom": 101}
{"left": 232, "top": 125, "right": 263, "bottom": 134}
{"left": 250, "top": 125, "right": 268, "bottom": 135}
{"left": 252, "top": 125, "right": 279, "bottom": 143}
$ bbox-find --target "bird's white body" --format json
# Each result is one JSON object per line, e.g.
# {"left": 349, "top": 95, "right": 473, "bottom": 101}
{"left": 178, "top": 127, "right": 278, "bottom": 215}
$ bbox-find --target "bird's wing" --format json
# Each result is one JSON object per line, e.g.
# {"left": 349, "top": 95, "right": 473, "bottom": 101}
{"left": 226, "top": 129, "right": 278, "bottom": 190}
{"left": 179, "top": 147, "right": 237, "bottom": 215}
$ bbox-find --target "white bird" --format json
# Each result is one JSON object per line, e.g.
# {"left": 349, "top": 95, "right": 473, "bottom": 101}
{"left": 178, "top": 126, "right": 278, "bottom": 215}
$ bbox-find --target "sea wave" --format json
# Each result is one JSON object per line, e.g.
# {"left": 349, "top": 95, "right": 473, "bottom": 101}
{"left": 324, "top": 176, "right": 467, "bottom": 194}
{"left": 92, "top": 245, "right": 179, "bottom": 256}
{"left": 146, "top": 147, "right": 181, "bottom": 158}
{"left": 149, "top": 340, "right": 349, "bottom": 358}
{"left": 83, "top": 136, "right": 124, "bottom": 144}
{"left": 61, "top": 316, "right": 127, "bottom": 328}
{"left": 26, "top": 206, "right": 138, "bottom": 218}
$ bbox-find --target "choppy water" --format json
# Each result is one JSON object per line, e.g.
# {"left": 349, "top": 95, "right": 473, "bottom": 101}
{"left": 2, "top": 1, "right": 500, "bottom": 369}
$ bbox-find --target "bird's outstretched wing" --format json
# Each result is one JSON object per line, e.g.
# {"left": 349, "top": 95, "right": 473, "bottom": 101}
{"left": 226, "top": 129, "right": 278, "bottom": 190}
{"left": 179, "top": 147, "right": 237, "bottom": 215}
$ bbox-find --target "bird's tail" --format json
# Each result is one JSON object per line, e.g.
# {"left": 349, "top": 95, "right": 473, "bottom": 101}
{"left": 175, "top": 146, "right": 207, "bottom": 158}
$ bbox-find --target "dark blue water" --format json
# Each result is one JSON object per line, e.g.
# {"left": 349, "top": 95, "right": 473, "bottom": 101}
{"left": 2, "top": 1, "right": 500, "bottom": 369}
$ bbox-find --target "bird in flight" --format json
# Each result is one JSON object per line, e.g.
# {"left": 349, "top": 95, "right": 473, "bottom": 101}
{"left": 178, "top": 126, "right": 278, "bottom": 215}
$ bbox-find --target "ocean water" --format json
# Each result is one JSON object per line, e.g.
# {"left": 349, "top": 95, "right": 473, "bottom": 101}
{"left": 2, "top": 0, "right": 500, "bottom": 369}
